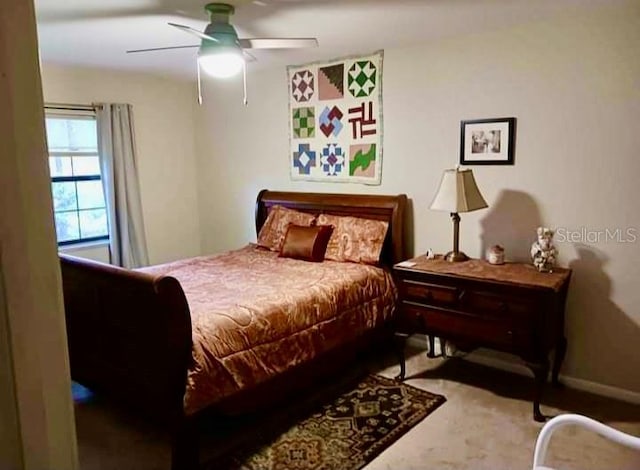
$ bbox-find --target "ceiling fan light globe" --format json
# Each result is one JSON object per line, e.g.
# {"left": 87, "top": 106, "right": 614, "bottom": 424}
{"left": 198, "top": 52, "right": 244, "bottom": 78}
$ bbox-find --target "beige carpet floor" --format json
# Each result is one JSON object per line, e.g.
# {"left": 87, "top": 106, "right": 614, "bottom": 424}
{"left": 74, "top": 346, "right": 640, "bottom": 470}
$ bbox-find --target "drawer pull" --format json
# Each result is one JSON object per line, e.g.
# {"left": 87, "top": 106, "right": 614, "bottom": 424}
{"left": 507, "top": 330, "right": 513, "bottom": 336}
{"left": 458, "top": 290, "right": 466, "bottom": 302}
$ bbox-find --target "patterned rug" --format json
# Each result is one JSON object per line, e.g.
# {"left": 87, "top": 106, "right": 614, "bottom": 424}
{"left": 206, "top": 375, "right": 445, "bottom": 470}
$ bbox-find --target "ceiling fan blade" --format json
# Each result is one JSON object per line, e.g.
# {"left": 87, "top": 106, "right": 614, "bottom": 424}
{"left": 238, "top": 38, "right": 318, "bottom": 49}
{"left": 168, "top": 22, "right": 219, "bottom": 43}
{"left": 126, "top": 45, "right": 200, "bottom": 54}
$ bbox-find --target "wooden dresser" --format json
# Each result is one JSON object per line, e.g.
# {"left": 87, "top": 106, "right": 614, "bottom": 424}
{"left": 393, "top": 255, "right": 572, "bottom": 421}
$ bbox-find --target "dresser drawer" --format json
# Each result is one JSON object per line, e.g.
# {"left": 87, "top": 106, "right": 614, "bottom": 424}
{"left": 461, "top": 289, "right": 537, "bottom": 322}
{"left": 396, "top": 302, "right": 425, "bottom": 332}
{"left": 398, "top": 279, "right": 458, "bottom": 306}
{"left": 404, "top": 302, "right": 524, "bottom": 351}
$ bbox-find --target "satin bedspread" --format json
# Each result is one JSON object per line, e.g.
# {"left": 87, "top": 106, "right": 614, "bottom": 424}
{"left": 141, "top": 245, "right": 397, "bottom": 415}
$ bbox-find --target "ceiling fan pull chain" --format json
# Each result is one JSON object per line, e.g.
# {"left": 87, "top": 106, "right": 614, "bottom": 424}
{"left": 242, "top": 60, "right": 248, "bottom": 106}
{"left": 197, "top": 60, "right": 203, "bottom": 105}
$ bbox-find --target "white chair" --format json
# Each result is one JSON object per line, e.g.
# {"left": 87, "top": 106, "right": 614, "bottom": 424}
{"left": 533, "top": 413, "right": 640, "bottom": 470}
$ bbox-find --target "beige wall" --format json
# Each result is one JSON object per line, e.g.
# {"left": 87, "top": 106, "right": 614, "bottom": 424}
{"left": 194, "top": 3, "right": 640, "bottom": 393}
{"left": 41, "top": 65, "right": 202, "bottom": 265}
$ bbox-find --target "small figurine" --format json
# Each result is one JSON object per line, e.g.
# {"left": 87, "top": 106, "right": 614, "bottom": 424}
{"left": 531, "top": 227, "right": 558, "bottom": 272}
{"left": 487, "top": 245, "right": 505, "bottom": 265}
{"left": 425, "top": 248, "right": 436, "bottom": 260}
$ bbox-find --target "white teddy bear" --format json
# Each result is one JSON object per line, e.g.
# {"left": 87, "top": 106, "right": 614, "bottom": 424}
{"left": 530, "top": 227, "right": 558, "bottom": 272}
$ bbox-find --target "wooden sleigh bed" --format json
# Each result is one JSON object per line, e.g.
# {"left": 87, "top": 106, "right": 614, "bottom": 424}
{"left": 60, "top": 190, "right": 407, "bottom": 469}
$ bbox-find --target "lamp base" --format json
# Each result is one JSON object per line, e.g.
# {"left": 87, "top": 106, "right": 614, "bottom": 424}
{"left": 444, "top": 250, "right": 469, "bottom": 262}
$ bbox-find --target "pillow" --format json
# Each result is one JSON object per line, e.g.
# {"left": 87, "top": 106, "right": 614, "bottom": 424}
{"left": 279, "top": 224, "right": 334, "bottom": 262}
{"left": 316, "top": 214, "right": 389, "bottom": 265}
{"left": 257, "top": 205, "right": 316, "bottom": 252}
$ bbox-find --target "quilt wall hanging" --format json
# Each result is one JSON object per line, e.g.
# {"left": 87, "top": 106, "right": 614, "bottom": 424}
{"left": 287, "top": 50, "right": 383, "bottom": 185}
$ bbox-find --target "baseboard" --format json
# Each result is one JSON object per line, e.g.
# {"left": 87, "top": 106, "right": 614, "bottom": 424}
{"left": 406, "top": 335, "right": 640, "bottom": 405}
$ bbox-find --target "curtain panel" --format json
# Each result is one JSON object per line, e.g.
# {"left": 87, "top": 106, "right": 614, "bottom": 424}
{"left": 96, "top": 103, "right": 149, "bottom": 268}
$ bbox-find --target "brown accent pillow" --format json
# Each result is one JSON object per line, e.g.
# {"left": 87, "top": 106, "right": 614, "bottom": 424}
{"left": 257, "top": 205, "right": 316, "bottom": 252}
{"left": 279, "top": 224, "right": 334, "bottom": 262}
{"left": 316, "top": 214, "right": 389, "bottom": 265}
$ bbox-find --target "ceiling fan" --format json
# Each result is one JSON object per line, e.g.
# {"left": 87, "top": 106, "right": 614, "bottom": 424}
{"left": 127, "top": 2, "right": 319, "bottom": 105}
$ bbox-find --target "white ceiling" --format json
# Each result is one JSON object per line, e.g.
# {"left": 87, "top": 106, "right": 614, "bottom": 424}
{"left": 35, "top": 0, "right": 622, "bottom": 80}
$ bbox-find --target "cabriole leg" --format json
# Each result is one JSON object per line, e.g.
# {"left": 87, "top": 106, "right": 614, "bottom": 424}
{"left": 552, "top": 336, "right": 567, "bottom": 387}
{"left": 393, "top": 332, "right": 408, "bottom": 381}
{"left": 527, "top": 359, "right": 550, "bottom": 422}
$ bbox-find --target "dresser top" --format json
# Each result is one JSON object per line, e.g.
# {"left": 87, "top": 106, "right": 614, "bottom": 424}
{"left": 395, "top": 255, "right": 571, "bottom": 292}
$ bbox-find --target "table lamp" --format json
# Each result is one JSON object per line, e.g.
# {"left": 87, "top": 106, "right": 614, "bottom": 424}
{"left": 430, "top": 167, "right": 488, "bottom": 262}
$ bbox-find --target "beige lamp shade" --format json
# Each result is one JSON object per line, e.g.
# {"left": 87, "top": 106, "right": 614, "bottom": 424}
{"left": 430, "top": 167, "right": 488, "bottom": 213}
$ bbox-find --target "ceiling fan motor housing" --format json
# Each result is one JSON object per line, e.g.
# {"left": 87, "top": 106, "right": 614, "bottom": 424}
{"left": 205, "top": 2, "right": 235, "bottom": 17}
{"left": 201, "top": 3, "right": 240, "bottom": 52}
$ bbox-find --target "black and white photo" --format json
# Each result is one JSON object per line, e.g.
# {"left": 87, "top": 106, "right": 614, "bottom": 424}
{"left": 460, "top": 117, "right": 516, "bottom": 165}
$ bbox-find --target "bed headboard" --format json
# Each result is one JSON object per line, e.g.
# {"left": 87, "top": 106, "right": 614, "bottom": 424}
{"left": 255, "top": 190, "right": 408, "bottom": 266}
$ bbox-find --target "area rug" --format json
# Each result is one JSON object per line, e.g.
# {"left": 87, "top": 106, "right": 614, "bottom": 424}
{"left": 206, "top": 374, "right": 445, "bottom": 470}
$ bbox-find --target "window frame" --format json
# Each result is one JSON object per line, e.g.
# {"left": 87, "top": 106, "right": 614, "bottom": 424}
{"left": 45, "top": 109, "right": 110, "bottom": 246}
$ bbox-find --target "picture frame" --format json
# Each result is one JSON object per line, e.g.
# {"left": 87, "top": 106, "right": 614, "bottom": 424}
{"left": 460, "top": 117, "right": 516, "bottom": 165}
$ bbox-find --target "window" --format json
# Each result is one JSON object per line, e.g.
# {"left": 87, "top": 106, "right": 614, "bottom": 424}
{"left": 45, "top": 113, "right": 109, "bottom": 245}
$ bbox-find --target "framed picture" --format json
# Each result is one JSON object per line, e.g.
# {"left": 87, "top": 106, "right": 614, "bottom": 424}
{"left": 460, "top": 117, "right": 516, "bottom": 165}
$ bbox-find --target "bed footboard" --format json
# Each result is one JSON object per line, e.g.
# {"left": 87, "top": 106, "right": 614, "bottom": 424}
{"left": 60, "top": 254, "right": 192, "bottom": 424}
